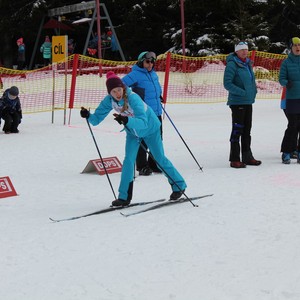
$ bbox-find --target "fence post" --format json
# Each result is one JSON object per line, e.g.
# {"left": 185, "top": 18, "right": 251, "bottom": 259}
{"left": 68, "top": 54, "right": 79, "bottom": 125}
{"left": 250, "top": 50, "right": 256, "bottom": 63}
{"left": 162, "top": 52, "right": 171, "bottom": 104}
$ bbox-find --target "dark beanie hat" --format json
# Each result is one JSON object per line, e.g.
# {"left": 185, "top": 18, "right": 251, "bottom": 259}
{"left": 106, "top": 71, "right": 124, "bottom": 94}
{"left": 9, "top": 86, "right": 19, "bottom": 96}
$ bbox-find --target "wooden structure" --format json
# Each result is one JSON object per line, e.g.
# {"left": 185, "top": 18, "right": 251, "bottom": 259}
{"left": 29, "top": 1, "right": 125, "bottom": 69}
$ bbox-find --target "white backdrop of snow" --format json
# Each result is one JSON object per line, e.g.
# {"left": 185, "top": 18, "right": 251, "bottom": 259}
{"left": 1, "top": 99, "right": 300, "bottom": 300}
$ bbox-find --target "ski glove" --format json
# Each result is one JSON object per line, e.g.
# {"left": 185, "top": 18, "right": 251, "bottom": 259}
{"left": 286, "top": 81, "right": 293, "bottom": 89}
{"left": 113, "top": 113, "right": 128, "bottom": 125}
{"left": 80, "top": 107, "right": 90, "bottom": 119}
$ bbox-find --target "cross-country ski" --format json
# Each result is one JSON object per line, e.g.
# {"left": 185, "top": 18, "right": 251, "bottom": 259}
{"left": 49, "top": 198, "right": 166, "bottom": 222}
{"left": 120, "top": 194, "right": 213, "bottom": 217}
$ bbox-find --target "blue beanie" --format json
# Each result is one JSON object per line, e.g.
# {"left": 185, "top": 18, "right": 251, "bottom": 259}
{"left": 138, "top": 51, "right": 148, "bottom": 62}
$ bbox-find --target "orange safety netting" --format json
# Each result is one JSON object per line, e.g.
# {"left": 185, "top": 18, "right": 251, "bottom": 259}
{"left": 0, "top": 51, "right": 287, "bottom": 115}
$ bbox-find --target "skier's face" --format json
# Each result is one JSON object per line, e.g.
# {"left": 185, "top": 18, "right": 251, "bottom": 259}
{"left": 110, "top": 87, "right": 124, "bottom": 101}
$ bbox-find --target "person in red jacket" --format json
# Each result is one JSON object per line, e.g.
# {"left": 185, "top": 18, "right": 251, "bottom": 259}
{"left": 16, "top": 38, "right": 26, "bottom": 70}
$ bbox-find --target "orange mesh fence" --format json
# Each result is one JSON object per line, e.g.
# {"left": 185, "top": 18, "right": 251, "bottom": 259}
{"left": 162, "top": 51, "right": 287, "bottom": 103}
{"left": 161, "top": 53, "right": 229, "bottom": 103}
{"left": 0, "top": 51, "right": 287, "bottom": 115}
{"left": 0, "top": 59, "right": 73, "bottom": 113}
{"left": 69, "top": 54, "right": 134, "bottom": 110}
{"left": 252, "top": 51, "right": 287, "bottom": 99}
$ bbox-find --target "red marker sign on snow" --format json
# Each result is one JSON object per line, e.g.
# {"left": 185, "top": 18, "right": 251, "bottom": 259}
{"left": 82, "top": 156, "right": 122, "bottom": 175}
{"left": 0, "top": 176, "right": 18, "bottom": 199}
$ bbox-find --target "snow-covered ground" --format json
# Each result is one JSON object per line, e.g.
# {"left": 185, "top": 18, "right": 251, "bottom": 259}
{"left": 1, "top": 99, "right": 300, "bottom": 300}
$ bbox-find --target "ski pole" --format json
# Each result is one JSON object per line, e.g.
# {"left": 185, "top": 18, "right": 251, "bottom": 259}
{"left": 85, "top": 119, "right": 117, "bottom": 200}
{"left": 160, "top": 103, "right": 203, "bottom": 171}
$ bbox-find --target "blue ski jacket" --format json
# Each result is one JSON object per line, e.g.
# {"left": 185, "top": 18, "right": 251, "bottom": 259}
{"left": 122, "top": 65, "right": 162, "bottom": 116}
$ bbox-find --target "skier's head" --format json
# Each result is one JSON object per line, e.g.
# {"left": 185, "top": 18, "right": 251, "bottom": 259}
{"left": 8, "top": 86, "right": 19, "bottom": 99}
{"left": 106, "top": 71, "right": 124, "bottom": 95}
{"left": 137, "top": 51, "right": 157, "bottom": 68}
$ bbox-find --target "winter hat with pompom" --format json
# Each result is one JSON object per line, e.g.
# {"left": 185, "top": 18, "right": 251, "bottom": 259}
{"left": 106, "top": 71, "right": 124, "bottom": 94}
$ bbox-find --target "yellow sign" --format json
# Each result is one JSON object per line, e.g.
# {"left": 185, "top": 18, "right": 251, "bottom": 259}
{"left": 52, "top": 35, "right": 68, "bottom": 63}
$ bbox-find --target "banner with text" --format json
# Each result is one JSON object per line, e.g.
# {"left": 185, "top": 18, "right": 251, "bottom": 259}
{"left": 0, "top": 176, "right": 18, "bottom": 199}
{"left": 52, "top": 35, "right": 68, "bottom": 63}
{"left": 81, "top": 157, "right": 122, "bottom": 175}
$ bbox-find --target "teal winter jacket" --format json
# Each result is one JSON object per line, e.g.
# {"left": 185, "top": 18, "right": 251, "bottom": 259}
{"left": 88, "top": 87, "right": 160, "bottom": 138}
{"left": 223, "top": 53, "right": 257, "bottom": 105}
{"left": 40, "top": 42, "right": 52, "bottom": 59}
{"left": 279, "top": 52, "right": 300, "bottom": 99}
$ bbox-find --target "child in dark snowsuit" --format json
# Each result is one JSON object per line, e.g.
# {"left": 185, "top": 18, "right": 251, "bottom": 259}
{"left": 0, "top": 86, "right": 22, "bottom": 134}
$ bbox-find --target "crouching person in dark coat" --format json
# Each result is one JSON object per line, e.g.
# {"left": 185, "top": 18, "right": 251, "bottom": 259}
{"left": 0, "top": 86, "right": 22, "bottom": 134}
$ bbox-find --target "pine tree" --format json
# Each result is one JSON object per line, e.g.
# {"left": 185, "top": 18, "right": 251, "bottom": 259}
{"left": 0, "top": 0, "right": 299, "bottom": 67}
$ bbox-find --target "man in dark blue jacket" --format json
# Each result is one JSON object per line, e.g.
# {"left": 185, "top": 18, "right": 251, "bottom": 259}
{"left": 122, "top": 51, "right": 163, "bottom": 175}
{"left": 0, "top": 86, "right": 22, "bottom": 134}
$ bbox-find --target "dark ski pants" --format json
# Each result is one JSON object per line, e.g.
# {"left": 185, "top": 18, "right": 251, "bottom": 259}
{"left": 2, "top": 112, "right": 21, "bottom": 133}
{"left": 281, "top": 111, "right": 300, "bottom": 153}
{"left": 136, "top": 115, "right": 162, "bottom": 171}
{"left": 229, "top": 105, "right": 253, "bottom": 162}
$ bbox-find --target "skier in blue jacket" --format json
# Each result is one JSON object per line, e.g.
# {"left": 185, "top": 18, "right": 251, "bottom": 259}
{"left": 80, "top": 71, "right": 187, "bottom": 207}
{"left": 223, "top": 41, "right": 261, "bottom": 168}
{"left": 122, "top": 51, "right": 163, "bottom": 176}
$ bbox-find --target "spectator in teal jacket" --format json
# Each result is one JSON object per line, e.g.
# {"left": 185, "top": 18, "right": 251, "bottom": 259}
{"left": 223, "top": 41, "right": 261, "bottom": 168}
{"left": 279, "top": 37, "right": 300, "bottom": 164}
{"left": 40, "top": 36, "right": 52, "bottom": 66}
